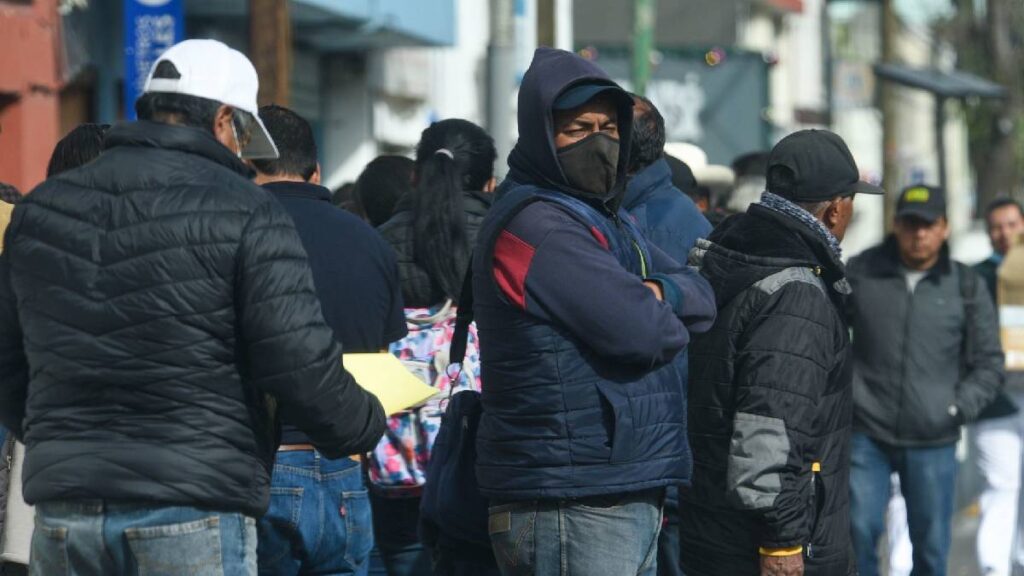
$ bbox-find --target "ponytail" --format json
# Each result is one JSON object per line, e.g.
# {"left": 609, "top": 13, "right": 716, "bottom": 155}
{"left": 412, "top": 119, "right": 497, "bottom": 304}
{"left": 413, "top": 150, "right": 471, "bottom": 302}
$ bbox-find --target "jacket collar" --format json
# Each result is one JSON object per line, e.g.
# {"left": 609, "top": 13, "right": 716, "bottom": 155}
{"left": 622, "top": 157, "right": 672, "bottom": 210}
{"left": 105, "top": 121, "right": 254, "bottom": 178}
{"left": 262, "top": 181, "right": 332, "bottom": 202}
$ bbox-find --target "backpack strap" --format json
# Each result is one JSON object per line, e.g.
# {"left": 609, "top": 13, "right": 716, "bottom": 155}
{"left": 957, "top": 262, "right": 978, "bottom": 374}
{"left": 450, "top": 259, "right": 475, "bottom": 367}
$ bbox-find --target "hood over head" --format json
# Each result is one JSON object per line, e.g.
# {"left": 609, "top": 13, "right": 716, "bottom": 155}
{"left": 507, "top": 47, "right": 633, "bottom": 205}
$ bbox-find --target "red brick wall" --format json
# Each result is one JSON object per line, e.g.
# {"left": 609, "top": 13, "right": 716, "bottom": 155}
{"left": 0, "top": 0, "right": 61, "bottom": 194}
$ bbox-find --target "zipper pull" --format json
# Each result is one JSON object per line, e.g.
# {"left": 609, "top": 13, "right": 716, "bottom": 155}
{"left": 806, "top": 543, "right": 814, "bottom": 559}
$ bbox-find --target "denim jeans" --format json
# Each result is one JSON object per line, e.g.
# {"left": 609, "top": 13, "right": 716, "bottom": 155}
{"left": 487, "top": 488, "right": 664, "bottom": 576}
{"left": 31, "top": 501, "right": 256, "bottom": 575}
{"left": 257, "top": 451, "right": 373, "bottom": 576}
{"left": 849, "top": 433, "right": 957, "bottom": 576}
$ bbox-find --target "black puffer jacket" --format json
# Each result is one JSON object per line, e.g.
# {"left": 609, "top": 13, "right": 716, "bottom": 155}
{"left": 680, "top": 205, "right": 853, "bottom": 576}
{"left": 378, "top": 191, "right": 491, "bottom": 307}
{"left": 0, "top": 121, "right": 386, "bottom": 517}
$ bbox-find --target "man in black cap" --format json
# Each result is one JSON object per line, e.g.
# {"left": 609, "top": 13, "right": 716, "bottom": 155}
{"left": 846, "top": 185, "right": 1004, "bottom": 576}
{"left": 681, "top": 129, "right": 882, "bottom": 576}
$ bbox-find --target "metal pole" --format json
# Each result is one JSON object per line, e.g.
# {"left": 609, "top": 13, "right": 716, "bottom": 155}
{"left": 554, "top": 0, "right": 574, "bottom": 52}
{"left": 488, "top": 0, "right": 516, "bottom": 179}
{"left": 935, "top": 96, "right": 948, "bottom": 194}
{"left": 631, "top": 0, "right": 656, "bottom": 96}
{"left": 881, "top": 0, "right": 899, "bottom": 229}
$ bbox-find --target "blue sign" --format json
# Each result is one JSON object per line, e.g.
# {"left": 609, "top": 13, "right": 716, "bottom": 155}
{"left": 123, "top": 0, "right": 184, "bottom": 119}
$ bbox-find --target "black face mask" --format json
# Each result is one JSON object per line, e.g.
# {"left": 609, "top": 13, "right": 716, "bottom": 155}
{"left": 556, "top": 133, "right": 620, "bottom": 199}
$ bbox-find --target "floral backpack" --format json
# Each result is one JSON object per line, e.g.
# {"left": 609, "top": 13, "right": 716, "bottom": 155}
{"left": 366, "top": 301, "right": 482, "bottom": 496}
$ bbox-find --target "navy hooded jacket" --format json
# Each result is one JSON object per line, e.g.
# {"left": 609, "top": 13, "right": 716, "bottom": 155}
{"left": 472, "top": 48, "right": 716, "bottom": 500}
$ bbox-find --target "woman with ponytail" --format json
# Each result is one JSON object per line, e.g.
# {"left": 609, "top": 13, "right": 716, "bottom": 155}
{"left": 371, "top": 119, "right": 498, "bottom": 576}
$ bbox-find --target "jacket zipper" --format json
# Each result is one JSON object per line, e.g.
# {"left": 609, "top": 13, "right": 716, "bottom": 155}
{"left": 608, "top": 210, "right": 649, "bottom": 278}
{"left": 896, "top": 286, "right": 914, "bottom": 439}
{"left": 807, "top": 461, "right": 822, "bottom": 559}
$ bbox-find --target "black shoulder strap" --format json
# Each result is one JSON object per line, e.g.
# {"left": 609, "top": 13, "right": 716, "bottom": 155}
{"left": 450, "top": 258, "right": 475, "bottom": 366}
{"left": 958, "top": 262, "right": 977, "bottom": 371}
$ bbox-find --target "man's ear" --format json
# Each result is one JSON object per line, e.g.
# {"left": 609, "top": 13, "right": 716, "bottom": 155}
{"left": 823, "top": 198, "right": 841, "bottom": 231}
{"left": 483, "top": 177, "right": 497, "bottom": 194}
{"left": 310, "top": 163, "right": 322, "bottom": 185}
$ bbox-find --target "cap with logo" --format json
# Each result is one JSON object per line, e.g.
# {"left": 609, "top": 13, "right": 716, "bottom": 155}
{"left": 143, "top": 39, "right": 279, "bottom": 160}
{"left": 896, "top": 185, "right": 946, "bottom": 223}
{"left": 767, "top": 129, "right": 883, "bottom": 202}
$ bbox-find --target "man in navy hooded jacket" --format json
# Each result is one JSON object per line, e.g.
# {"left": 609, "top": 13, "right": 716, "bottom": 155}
{"left": 473, "top": 47, "right": 717, "bottom": 576}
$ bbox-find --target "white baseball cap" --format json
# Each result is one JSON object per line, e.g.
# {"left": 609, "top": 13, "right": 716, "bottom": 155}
{"left": 143, "top": 39, "right": 279, "bottom": 160}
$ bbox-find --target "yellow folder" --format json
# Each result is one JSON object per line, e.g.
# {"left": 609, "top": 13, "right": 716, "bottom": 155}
{"left": 343, "top": 353, "right": 439, "bottom": 416}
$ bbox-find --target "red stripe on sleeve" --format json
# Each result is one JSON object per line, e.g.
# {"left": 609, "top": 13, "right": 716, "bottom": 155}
{"left": 493, "top": 229, "right": 535, "bottom": 310}
{"left": 589, "top": 226, "right": 610, "bottom": 250}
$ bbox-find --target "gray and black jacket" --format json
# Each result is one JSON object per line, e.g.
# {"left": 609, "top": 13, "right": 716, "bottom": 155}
{"left": 847, "top": 238, "right": 1005, "bottom": 447}
{"left": 680, "top": 205, "right": 853, "bottom": 576}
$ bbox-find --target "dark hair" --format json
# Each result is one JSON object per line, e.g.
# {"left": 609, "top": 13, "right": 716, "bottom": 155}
{"left": 354, "top": 156, "right": 415, "bottom": 227}
{"left": 135, "top": 60, "right": 255, "bottom": 143}
{"left": 413, "top": 119, "right": 496, "bottom": 302}
{"left": 251, "top": 105, "right": 318, "bottom": 180}
{"left": 665, "top": 154, "right": 698, "bottom": 196}
{"left": 985, "top": 197, "right": 1024, "bottom": 225}
{"left": 732, "top": 151, "right": 770, "bottom": 177}
{"left": 629, "top": 95, "right": 666, "bottom": 172}
{"left": 47, "top": 123, "right": 111, "bottom": 177}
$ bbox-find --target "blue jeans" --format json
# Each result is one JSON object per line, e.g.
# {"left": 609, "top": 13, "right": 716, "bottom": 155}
{"left": 849, "top": 433, "right": 957, "bottom": 576}
{"left": 31, "top": 501, "right": 256, "bottom": 575}
{"left": 257, "top": 451, "right": 373, "bottom": 576}
{"left": 487, "top": 489, "right": 664, "bottom": 576}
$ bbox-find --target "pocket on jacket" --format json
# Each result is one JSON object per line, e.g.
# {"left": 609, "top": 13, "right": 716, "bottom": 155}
{"left": 595, "top": 381, "right": 636, "bottom": 464}
{"left": 126, "top": 516, "right": 224, "bottom": 576}
{"left": 30, "top": 522, "right": 68, "bottom": 576}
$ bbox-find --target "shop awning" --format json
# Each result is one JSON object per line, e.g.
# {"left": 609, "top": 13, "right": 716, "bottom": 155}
{"left": 874, "top": 63, "right": 1006, "bottom": 99}
{"left": 186, "top": 0, "right": 454, "bottom": 50}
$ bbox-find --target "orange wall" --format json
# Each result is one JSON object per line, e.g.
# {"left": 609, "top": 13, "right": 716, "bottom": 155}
{"left": 0, "top": 0, "right": 61, "bottom": 194}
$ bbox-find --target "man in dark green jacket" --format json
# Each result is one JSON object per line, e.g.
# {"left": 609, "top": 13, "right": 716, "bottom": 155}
{"left": 847, "top": 185, "right": 1005, "bottom": 576}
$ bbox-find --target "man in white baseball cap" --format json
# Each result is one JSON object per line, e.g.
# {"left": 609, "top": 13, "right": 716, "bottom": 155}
{"left": 140, "top": 38, "right": 279, "bottom": 159}
{"left": 0, "top": 38, "right": 385, "bottom": 575}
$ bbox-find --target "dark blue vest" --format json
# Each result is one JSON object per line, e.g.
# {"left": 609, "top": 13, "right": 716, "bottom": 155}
{"left": 473, "top": 185, "right": 691, "bottom": 500}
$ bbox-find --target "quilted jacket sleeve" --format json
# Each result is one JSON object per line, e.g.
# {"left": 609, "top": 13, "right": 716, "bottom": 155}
{"left": 0, "top": 219, "right": 28, "bottom": 440}
{"left": 727, "top": 281, "right": 836, "bottom": 549}
{"left": 237, "top": 199, "right": 386, "bottom": 459}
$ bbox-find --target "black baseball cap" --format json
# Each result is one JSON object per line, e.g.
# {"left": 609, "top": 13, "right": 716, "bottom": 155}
{"left": 896, "top": 185, "right": 946, "bottom": 223}
{"left": 767, "top": 129, "right": 884, "bottom": 202}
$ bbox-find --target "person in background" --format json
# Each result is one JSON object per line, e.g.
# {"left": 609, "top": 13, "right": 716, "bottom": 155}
{"left": 621, "top": 94, "right": 710, "bottom": 576}
{"left": 726, "top": 151, "right": 770, "bottom": 214}
{"left": 0, "top": 39, "right": 386, "bottom": 575}
{"left": 356, "top": 155, "right": 416, "bottom": 227}
{"left": 46, "top": 123, "right": 111, "bottom": 178}
{"left": 474, "top": 47, "right": 716, "bottom": 576}
{"left": 847, "top": 185, "right": 1005, "bottom": 576}
{"left": 332, "top": 181, "right": 358, "bottom": 212}
{"left": 374, "top": 119, "right": 496, "bottom": 576}
{"left": 972, "top": 197, "right": 1024, "bottom": 576}
{"left": 682, "top": 129, "right": 879, "bottom": 576}
{"left": 250, "top": 104, "right": 407, "bottom": 576}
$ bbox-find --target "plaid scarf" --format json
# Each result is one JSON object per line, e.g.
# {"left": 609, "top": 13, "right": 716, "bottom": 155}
{"left": 758, "top": 191, "right": 843, "bottom": 261}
